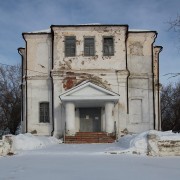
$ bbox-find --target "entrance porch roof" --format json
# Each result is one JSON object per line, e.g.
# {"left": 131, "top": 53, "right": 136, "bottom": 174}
{"left": 59, "top": 81, "right": 120, "bottom": 106}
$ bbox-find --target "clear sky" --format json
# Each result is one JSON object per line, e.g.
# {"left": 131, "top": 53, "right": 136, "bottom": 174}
{"left": 0, "top": 0, "right": 179, "bottom": 85}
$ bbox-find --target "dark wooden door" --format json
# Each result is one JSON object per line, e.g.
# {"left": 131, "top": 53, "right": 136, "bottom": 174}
{"left": 80, "top": 108, "right": 101, "bottom": 132}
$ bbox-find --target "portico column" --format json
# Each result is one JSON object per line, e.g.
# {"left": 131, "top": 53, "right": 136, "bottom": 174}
{"left": 105, "top": 102, "right": 114, "bottom": 133}
{"left": 65, "top": 102, "right": 76, "bottom": 135}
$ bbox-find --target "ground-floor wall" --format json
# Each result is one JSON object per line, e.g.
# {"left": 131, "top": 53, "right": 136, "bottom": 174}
{"left": 22, "top": 71, "right": 158, "bottom": 138}
{"left": 22, "top": 78, "right": 53, "bottom": 135}
{"left": 126, "top": 75, "right": 154, "bottom": 134}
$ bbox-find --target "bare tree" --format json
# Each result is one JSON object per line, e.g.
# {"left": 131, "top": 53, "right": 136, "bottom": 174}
{"left": 166, "top": 15, "right": 180, "bottom": 78}
{"left": 161, "top": 16, "right": 180, "bottom": 130}
{"left": 168, "top": 14, "right": 180, "bottom": 31}
{"left": 0, "top": 64, "right": 21, "bottom": 135}
{"left": 161, "top": 80, "right": 180, "bottom": 131}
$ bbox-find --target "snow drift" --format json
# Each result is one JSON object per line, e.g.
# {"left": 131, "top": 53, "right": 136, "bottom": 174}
{"left": 12, "top": 133, "right": 62, "bottom": 151}
{"left": 2, "top": 130, "right": 180, "bottom": 157}
{"left": 109, "top": 130, "right": 180, "bottom": 155}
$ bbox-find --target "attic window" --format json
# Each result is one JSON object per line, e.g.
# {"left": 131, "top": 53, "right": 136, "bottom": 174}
{"left": 84, "top": 37, "right": 95, "bottom": 56}
{"left": 65, "top": 36, "right": 76, "bottom": 57}
{"left": 39, "top": 102, "right": 49, "bottom": 123}
{"left": 103, "top": 37, "right": 114, "bottom": 56}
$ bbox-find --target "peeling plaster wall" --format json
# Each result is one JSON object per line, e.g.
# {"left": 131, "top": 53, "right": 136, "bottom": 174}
{"left": 21, "top": 26, "right": 161, "bottom": 137}
{"left": 24, "top": 34, "right": 53, "bottom": 135}
{"left": 127, "top": 32, "right": 156, "bottom": 133}
{"left": 52, "top": 69, "right": 123, "bottom": 136}
{"left": 25, "top": 34, "right": 52, "bottom": 76}
{"left": 147, "top": 133, "right": 180, "bottom": 156}
{"left": 52, "top": 26, "right": 127, "bottom": 71}
{"left": 153, "top": 47, "right": 162, "bottom": 130}
{"left": 0, "top": 135, "right": 13, "bottom": 156}
{"left": 27, "top": 79, "right": 52, "bottom": 135}
{"left": 51, "top": 26, "right": 129, "bottom": 136}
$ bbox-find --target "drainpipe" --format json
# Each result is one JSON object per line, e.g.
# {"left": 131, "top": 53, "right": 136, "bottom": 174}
{"left": 50, "top": 26, "right": 55, "bottom": 136}
{"left": 152, "top": 32, "right": 158, "bottom": 130}
{"left": 125, "top": 25, "right": 130, "bottom": 114}
{"left": 156, "top": 46, "right": 163, "bottom": 130}
{"left": 17, "top": 48, "right": 25, "bottom": 131}
{"left": 22, "top": 33, "right": 28, "bottom": 133}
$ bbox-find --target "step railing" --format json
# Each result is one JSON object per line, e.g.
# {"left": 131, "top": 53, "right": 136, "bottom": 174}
{"left": 114, "top": 121, "right": 117, "bottom": 141}
{"left": 63, "top": 122, "right": 66, "bottom": 143}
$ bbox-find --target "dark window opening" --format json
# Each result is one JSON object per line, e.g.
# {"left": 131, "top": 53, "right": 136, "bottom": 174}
{"left": 40, "top": 102, "right": 49, "bottom": 123}
{"left": 84, "top": 38, "right": 95, "bottom": 56}
{"left": 103, "top": 37, "right": 114, "bottom": 56}
{"left": 65, "top": 36, "right": 76, "bottom": 57}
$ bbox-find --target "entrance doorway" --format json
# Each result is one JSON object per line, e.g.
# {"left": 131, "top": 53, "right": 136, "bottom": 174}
{"left": 79, "top": 108, "right": 101, "bottom": 132}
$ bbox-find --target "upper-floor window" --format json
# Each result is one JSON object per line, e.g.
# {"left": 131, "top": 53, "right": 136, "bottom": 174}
{"left": 65, "top": 36, "right": 76, "bottom": 57}
{"left": 84, "top": 37, "right": 95, "bottom": 56}
{"left": 103, "top": 37, "right": 114, "bottom": 56}
{"left": 39, "top": 102, "right": 49, "bottom": 123}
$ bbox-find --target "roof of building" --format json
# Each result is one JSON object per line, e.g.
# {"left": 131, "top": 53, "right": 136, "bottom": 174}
{"left": 25, "top": 24, "right": 156, "bottom": 34}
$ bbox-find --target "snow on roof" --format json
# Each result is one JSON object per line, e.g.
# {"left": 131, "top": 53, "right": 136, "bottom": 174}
{"left": 129, "top": 29, "right": 155, "bottom": 32}
{"left": 27, "top": 26, "right": 155, "bottom": 34}
{"left": 78, "top": 23, "right": 101, "bottom": 25}
{"left": 28, "top": 28, "right": 51, "bottom": 33}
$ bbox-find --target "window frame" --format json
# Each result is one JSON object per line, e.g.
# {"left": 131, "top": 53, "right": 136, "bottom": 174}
{"left": 64, "top": 36, "right": 76, "bottom": 57}
{"left": 84, "top": 37, "right": 95, "bottom": 56}
{"left": 103, "top": 36, "right": 114, "bottom": 56}
{"left": 39, "top": 102, "right": 50, "bottom": 123}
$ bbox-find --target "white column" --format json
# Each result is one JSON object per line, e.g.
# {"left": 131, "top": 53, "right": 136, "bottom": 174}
{"left": 65, "top": 102, "right": 76, "bottom": 135}
{"left": 102, "top": 108, "right": 106, "bottom": 131}
{"left": 105, "top": 102, "right": 114, "bottom": 133}
{"left": 53, "top": 79, "right": 62, "bottom": 138}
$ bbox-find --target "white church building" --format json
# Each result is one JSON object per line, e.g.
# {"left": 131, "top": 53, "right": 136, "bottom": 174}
{"left": 18, "top": 24, "right": 162, "bottom": 140}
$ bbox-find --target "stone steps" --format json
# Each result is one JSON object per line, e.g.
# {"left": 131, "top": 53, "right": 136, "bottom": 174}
{"left": 64, "top": 132, "right": 116, "bottom": 144}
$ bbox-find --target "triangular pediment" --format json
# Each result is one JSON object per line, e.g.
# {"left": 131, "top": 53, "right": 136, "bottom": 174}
{"left": 60, "top": 81, "right": 119, "bottom": 102}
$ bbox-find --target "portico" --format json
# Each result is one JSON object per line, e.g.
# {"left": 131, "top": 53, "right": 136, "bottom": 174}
{"left": 60, "top": 81, "right": 120, "bottom": 136}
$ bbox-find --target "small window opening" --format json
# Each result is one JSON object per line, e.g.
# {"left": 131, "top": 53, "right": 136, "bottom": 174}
{"left": 39, "top": 102, "right": 49, "bottom": 123}
{"left": 84, "top": 37, "right": 95, "bottom": 56}
{"left": 103, "top": 37, "right": 114, "bottom": 56}
{"left": 65, "top": 36, "right": 76, "bottom": 57}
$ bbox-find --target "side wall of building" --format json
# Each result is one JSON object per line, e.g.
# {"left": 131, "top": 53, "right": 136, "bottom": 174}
{"left": 23, "top": 34, "right": 53, "bottom": 135}
{"left": 153, "top": 46, "right": 163, "bottom": 130}
{"left": 126, "top": 32, "right": 156, "bottom": 133}
{"left": 18, "top": 48, "right": 26, "bottom": 133}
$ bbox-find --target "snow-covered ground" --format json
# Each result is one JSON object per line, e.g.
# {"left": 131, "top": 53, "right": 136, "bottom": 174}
{"left": 12, "top": 133, "right": 62, "bottom": 151}
{"left": 1, "top": 143, "right": 180, "bottom": 180}
{"left": 1, "top": 131, "right": 180, "bottom": 180}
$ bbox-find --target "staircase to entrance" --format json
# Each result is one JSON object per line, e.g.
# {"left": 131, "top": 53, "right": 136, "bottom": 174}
{"left": 64, "top": 132, "right": 116, "bottom": 144}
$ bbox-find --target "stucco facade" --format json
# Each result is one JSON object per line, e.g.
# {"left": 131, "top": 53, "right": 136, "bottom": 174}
{"left": 18, "top": 24, "right": 162, "bottom": 138}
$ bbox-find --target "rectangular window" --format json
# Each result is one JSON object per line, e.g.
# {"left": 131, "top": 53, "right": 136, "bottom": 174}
{"left": 40, "top": 102, "right": 49, "bottom": 123}
{"left": 84, "top": 37, "right": 95, "bottom": 56}
{"left": 65, "top": 36, "right": 76, "bottom": 57}
{"left": 103, "top": 37, "right": 114, "bottom": 56}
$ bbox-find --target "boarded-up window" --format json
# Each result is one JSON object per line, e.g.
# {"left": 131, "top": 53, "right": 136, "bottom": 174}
{"left": 40, "top": 102, "right": 49, "bottom": 123}
{"left": 65, "top": 36, "right": 76, "bottom": 57}
{"left": 84, "top": 37, "right": 95, "bottom": 56}
{"left": 130, "top": 99, "right": 142, "bottom": 124}
{"left": 103, "top": 37, "right": 114, "bottom": 56}
{"left": 129, "top": 42, "right": 143, "bottom": 56}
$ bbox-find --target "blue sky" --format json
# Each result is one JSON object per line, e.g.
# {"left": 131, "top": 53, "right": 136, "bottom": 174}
{"left": 0, "top": 0, "right": 179, "bottom": 84}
